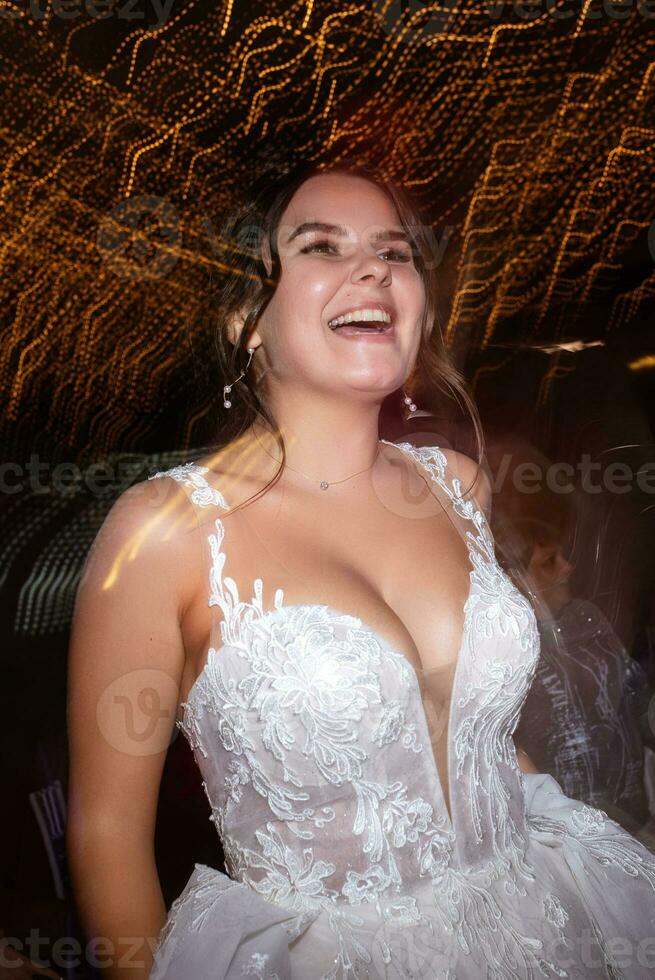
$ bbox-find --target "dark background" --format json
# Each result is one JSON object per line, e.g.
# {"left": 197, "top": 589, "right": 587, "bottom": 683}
{"left": 1, "top": 1, "right": 654, "bottom": 975}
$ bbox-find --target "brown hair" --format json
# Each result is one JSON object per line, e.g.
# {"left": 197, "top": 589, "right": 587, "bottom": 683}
{"left": 208, "top": 157, "right": 483, "bottom": 511}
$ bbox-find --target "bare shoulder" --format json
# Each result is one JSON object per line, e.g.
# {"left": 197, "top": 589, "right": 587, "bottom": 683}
{"left": 79, "top": 473, "right": 199, "bottom": 614}
{"left": 95, "top": 472, "right": 197, "bottom": 551}
{"left": 192, "top": 435, "right": 285, "bottom": 512}
{"left": 438, "top": 446, "right": 492, "bottom": 519}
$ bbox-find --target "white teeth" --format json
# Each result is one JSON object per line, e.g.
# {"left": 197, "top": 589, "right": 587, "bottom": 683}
{"left": 328, "top": 309, "right": 392, "bottom": 328}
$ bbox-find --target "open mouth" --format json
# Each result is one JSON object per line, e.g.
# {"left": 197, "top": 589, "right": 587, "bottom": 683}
{"left": 327, "top": 310, "right": 394, "bottom": 336}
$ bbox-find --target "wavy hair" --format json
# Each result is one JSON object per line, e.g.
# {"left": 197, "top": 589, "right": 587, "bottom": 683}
{"left": 207, "top": 158, "right": 483, "bottom": 511}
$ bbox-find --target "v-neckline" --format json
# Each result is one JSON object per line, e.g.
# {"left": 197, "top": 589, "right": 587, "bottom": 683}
{"left": 178, "top": 439, "right": 486, "bottom": 830}
{"left": 181, "top": 440, "right": 478, "bottom": 705}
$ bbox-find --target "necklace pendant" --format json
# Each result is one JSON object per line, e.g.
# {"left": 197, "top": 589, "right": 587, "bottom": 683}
{"left": 319, "top": 480, "right": 329, "bottom": 491}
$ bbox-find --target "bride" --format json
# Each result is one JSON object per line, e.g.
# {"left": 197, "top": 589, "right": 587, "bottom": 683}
{"left": 67, "top": 160, "right": 655, "bottom": 978}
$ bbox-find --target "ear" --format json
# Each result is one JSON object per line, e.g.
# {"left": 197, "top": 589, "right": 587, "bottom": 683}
{"left": 225, "top": 308, "right": 244, "bottom": 346}
{"left": 225, "top": 233, "right": 273, "bottom": 348}
{"left": 225, "top": 307, "right": 263, "bottom": 350}
{"left": 261, "top": 234, "right": 274, "bottom": 277}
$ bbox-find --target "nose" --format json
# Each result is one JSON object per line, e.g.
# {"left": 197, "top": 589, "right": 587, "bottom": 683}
{"left": 557, "top": 554, "right": 574, "bottom": 581}
{"left": 349, "top": 246, "right": 392, "bottom": 286}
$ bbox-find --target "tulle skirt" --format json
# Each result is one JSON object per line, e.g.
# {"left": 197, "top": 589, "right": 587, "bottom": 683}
{"left": 150, "top": 773, "right": 655, "bottom": 979}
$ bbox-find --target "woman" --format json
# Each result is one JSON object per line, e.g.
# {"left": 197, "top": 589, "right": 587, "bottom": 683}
{"left": 501, "top": 515, "right": 655, "bottom": 841}
{"left": 67, "top": 160, "right": 655, "bottom": 979}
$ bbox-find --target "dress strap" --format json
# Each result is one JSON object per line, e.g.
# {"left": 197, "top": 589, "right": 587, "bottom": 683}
{"left": 147, "top": 461, "right": 233, "bottom": 655}
{"left": 383, "top": 440, "right": 496, "bottom": 568}
{"left": 147, "top": 462, "right": 231, "bottom": 512}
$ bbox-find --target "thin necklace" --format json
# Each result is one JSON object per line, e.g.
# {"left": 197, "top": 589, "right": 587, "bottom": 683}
{"left": 254, "top": 432, "right": 382, "bottom": 491}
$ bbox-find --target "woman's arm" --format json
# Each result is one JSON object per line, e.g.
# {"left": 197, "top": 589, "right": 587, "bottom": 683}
{"left": 66, "top": 479, "right": 194, "bottom": 979}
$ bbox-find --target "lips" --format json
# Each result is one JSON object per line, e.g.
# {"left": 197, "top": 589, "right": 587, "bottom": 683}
{"left": 331, "top": 322, "right": 393, "bottom": 336}
{"left": 327, "top": 301, "right": 396, "bottom": 328}
{"left": 328, "top": 318, "right": 395, "bottom": 342}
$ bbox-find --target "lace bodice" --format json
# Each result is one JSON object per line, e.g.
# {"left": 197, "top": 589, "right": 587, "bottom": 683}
{"left": 148, "top": 441, "right": 563, "bottom": 976}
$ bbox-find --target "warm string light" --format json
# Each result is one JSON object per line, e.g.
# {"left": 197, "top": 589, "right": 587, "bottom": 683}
{"left": 0, "top": 2, "right": 652, "bottom": 465}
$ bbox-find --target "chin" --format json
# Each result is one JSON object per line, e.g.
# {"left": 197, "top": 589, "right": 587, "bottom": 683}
{"left": 338, "top": 365, "right": 406, "bottom": 391}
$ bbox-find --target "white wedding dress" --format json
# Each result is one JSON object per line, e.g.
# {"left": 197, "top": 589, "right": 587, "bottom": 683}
{"left": 147, "top": 441, "right": 655, "bottom": 979}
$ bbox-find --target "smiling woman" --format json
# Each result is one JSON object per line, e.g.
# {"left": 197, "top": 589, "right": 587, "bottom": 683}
{"left": 209, "top": 159, "right": 482, "bottom": 490}
{"left": 67, "top": 159, "right": 655, "bottom": 980}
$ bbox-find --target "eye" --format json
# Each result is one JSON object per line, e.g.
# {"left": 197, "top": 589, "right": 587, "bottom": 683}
{"left": 300, "top": 240, "right": 413, "bottom": 263}
{"left": 378, "top": 247, "right": 412, "bottom": 263}
{"left": 300, "top": 240, "right": 340, "bottom": 255}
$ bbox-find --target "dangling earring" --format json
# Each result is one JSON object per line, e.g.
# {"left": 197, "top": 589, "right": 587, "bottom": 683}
{"left": 223, "top": 347, "right": 256, "bottom": 408}
{"left": 402, "top": 389, "right": 417, "bottom": 414}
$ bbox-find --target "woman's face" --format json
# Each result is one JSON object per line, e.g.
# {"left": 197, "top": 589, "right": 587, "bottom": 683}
{"left": 527, "top": 541, "right": 573, "bottom": 618}
{"left": 247, "top": 172, "right": 426, "bottom": 403}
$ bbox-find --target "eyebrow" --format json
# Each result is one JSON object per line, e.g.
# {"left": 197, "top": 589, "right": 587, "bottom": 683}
{"left": 285, "top": 221, "right": 411, "bottom": 244}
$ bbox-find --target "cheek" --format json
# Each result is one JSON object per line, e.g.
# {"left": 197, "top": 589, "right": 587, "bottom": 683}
{"left": 273, "top": 269, "right": 331, "bottom": 325}
{"left": 404, "top": 275, "right": 426, "bottom": 340}
{"left": 283, "top": 262, "right": 335, "bottom": 302}
{"left": 265, "top": 268, "right": 334, "bottom": 349}
{"left": 261, "top": 292, "right": 325, "bottom": 371}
